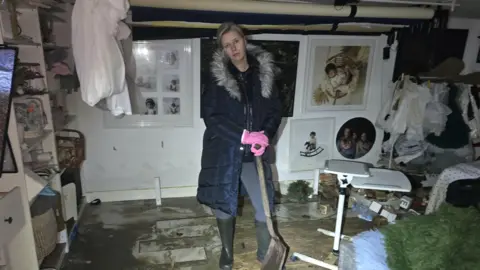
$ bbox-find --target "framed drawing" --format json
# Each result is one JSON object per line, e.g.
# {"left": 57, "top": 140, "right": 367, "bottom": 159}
{"left": 0, "top": 46, "right": 18, "bottom": 177}
{"left": 289, "top": 118, "right": 335, "bottom": 172}
{"left": 2, "top": 135, "right": 18, "bottom": 174}
{"left": 303, "top": 37, "right": 376, "bottom": 113}
{"left": 200, "top": 34, "right": 301, "bottom": 118}
{"left": 103, "top": 39, "right": 193, "bottom": 128}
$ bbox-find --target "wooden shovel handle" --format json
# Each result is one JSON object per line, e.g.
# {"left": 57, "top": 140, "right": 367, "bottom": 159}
{"left": 255, "top": 156, "right": 276, "bottom": 236}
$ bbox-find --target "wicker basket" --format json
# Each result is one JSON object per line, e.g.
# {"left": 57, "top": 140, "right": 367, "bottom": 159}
{"left": 319, "top": 173, "right": 340, "bottom": 201}
{"left": 56, "top": 129, "right": 85, "bottom": 169}
{"left": 32, "top": 208, "right": 57, "bottom": 265}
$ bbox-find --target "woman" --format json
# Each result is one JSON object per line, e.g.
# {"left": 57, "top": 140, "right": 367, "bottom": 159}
{"left": 197, "top": 22, "right": 282, "bottom": 269}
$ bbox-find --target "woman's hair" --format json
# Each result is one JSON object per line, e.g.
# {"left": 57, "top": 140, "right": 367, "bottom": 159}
{"left": 216, "top": 22, "right": 245, "bottom": 48}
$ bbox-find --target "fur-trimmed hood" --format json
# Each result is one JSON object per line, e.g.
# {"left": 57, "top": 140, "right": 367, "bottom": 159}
{"left": 210, "top": 44, "right": 276, "bottom": 101}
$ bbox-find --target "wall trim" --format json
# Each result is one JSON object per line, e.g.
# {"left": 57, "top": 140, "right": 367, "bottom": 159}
{"left": 84, "top": 186, "right": 197, "bottom": 203}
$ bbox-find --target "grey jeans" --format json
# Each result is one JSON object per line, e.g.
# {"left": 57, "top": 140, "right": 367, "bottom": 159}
{"left": 215, "top": 162, "right": 269, "bottom": 222}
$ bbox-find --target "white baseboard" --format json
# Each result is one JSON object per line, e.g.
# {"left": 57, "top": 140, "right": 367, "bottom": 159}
{"left": 84, "top": 186, "right": 197, "bottom": 203}
{"left": 84, "top": 179, "right": 320, "bottom": 203}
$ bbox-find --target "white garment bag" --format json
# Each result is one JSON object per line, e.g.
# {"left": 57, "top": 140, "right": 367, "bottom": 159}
{"left": 72, "top": 0, "right": 132, "bottom": 116}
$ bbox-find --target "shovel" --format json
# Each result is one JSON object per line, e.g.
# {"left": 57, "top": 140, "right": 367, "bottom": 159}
{"left": 255, "top": 154, "right": 287, "bottom": 270}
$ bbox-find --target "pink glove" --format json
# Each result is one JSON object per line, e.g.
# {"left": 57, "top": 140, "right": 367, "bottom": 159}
{"left": 251, "top": 143, "right": 266, "bottom": 156}
{"left": 241, "top": 130, "right": 269, "bottom": 146}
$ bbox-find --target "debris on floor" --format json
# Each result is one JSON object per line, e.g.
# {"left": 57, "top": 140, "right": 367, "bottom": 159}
{"left": 62, "top": 197, "right": 371, "bottom": 270}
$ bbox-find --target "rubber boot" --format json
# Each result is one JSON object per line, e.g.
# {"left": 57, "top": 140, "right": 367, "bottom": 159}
{"left": 255, "top": 220, "right": 271, "bottom": 262}
{"left": 216, "top": 217, "right": 235, "bottom": 270}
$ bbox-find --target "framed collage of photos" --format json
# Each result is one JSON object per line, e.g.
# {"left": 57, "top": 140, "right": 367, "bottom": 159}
{"left": 103, "top": 39, "right": 193, "bottom": 128}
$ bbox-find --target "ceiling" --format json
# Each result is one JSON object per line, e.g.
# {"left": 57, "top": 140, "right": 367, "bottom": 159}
{"left": 258, "top": 0, "right": 480, "bottom": 18}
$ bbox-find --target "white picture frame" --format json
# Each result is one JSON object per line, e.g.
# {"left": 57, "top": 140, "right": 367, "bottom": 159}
{"left": 288, "top": 117, "right": 335, "bottom": 172}
{"left": 103, "top": 39, "right": 193, "bottom": 128}
{"left": 302, "top": 36, "right": 376, "bottom": 113}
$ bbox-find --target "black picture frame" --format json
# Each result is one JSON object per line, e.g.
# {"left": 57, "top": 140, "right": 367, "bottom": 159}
{"left": 2, "top": 135, "right": 18, "bottom": 174}
{"left": 476, "top": 45, "right": 480, "bottom": 64}
{"left": 0, "top": 46, "right": 19, "bottom": 177}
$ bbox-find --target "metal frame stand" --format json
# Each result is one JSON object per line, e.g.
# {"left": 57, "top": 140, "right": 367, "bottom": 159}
{"left": 291, "top": 161, "right": 412, "bottom": 269}
{"left": 291, "top": 174, "right": 358, "bottom": 269}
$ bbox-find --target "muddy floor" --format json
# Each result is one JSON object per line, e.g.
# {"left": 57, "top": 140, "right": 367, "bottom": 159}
{"left": 61, "top": 197, "right": 370, "bottom": 270}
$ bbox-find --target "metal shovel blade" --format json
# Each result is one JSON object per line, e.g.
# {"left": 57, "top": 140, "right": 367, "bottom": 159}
{"left": 262, "top": 235, "right": 287, "bottom": 270}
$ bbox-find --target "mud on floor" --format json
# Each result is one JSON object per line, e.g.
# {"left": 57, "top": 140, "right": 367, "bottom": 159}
{"left": 62, "top": 198, "right": 370, "bottom": 270}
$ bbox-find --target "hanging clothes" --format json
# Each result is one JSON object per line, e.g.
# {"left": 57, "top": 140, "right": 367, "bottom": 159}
{"left": 72, "top": 0, "right": 133, "bottom": 116}
{"left": 376, "top": 76, "right": 432, "bottom": 153}
{"left": 458, "top": 84, "right": 480, "bottom": 140}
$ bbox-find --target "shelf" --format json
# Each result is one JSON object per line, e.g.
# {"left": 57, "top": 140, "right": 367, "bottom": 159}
{"left": 22, "top": 129, "right": 53, "bottom": 153}
{"left": 4, "top": 38, "right": 40, "bottom": 46}
{"left": 25, "top": 168, "right": 49, "bottom": 204}
{"left": 26, "top": 167, "right": 66, "bottom": 205}
{"left": 18, "top": 62, "right": 41, "bottom": 67}
{"left": 43, "top": 43, "right": 69, "bottom": 51}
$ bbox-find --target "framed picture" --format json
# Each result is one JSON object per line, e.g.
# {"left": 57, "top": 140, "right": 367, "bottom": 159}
{"left": 303, "top": 37, "right": 376, "bottom": 113}
{"left": 103, "top": 39, "right": 193, "bottom": 128}
{"left": 289, "top": 118, "right": 335, "bottom": 172}
{"left": 200, "top": 34, "right": 301, "bottom": 118}
{"left": 332, "top": 116, "right": 382, "bottom": 165}
{"left": 0, "top": 46, "right": 18, "bottom": 177}
{"left": 2, "top": 135, "right": 18, "bottom": 174}
{"left": 335, "top": 117, "right": 376, "bottom": 160}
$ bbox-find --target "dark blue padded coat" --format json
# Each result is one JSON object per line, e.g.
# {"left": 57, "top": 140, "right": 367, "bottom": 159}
{"left": 197, "top": 44, "right": 282, "bottom": 217}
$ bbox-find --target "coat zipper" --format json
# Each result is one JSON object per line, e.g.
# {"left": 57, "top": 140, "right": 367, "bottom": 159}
{"left": 239, "top": 73, "right": 252, "bottom": 153}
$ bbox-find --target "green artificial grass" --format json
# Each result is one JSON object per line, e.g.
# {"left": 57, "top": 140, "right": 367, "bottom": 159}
{"left": 381, "top": 204, "right": 480, "bottom": 270}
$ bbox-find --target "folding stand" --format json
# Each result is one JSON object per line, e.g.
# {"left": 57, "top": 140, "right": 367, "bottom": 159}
{"left": 291, "top": 159, "right": 412, "bottom": 269}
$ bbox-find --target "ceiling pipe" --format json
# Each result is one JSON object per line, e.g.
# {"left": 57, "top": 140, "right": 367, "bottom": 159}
{"left": 360, "top": 0, "right": 458, "bottom": 11}
{"left": 131, "top": 0, "right": 435, "bottom": 20}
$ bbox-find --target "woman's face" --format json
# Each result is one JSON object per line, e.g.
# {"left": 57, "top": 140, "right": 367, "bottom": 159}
{"left": 344, "top": 128, "right": 350, "bottom": 137}
{"left": 221, "top": 30, "right": 246, "bottom": 62}
{"left": 361, "top": 133, "right": 367, "bottom": 141}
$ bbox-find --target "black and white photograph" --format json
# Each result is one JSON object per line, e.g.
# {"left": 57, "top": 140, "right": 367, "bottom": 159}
{"left": 104, "top": 40, "right": 194, "bottom": 128}
{"left": 336, "top": 117, "right": 376, "bottom": 159}
{"left": 162, "top": 97, "right": 181, "bottom": 115}
{"left": 144, "top": 97, "right": 158, "bottom": 115}
{"left": 162, "top": 74, "right": 180, "bottom": 92}
{"left": 136, "top": 76, "right": 157, "bottom": 92}
{"left": 133, "top": 43, "right": 157, "bottom": 93}
{"left": 200, "top": 39, "right": 299, "bottom": 117}
{"left": 158, "top": 50, "right": 179, "bottom": 69}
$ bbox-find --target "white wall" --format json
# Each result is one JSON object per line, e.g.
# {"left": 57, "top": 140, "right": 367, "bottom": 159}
{"left": 68, "top": 34, "right": 396, "bottom": 202}
{"left": 448, "top": 17, "right": 480, "bottom": 73}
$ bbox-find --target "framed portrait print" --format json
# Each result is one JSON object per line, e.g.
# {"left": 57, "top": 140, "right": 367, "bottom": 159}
{"left": 303, "top": 37, "right": 376, "bottom": 113}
